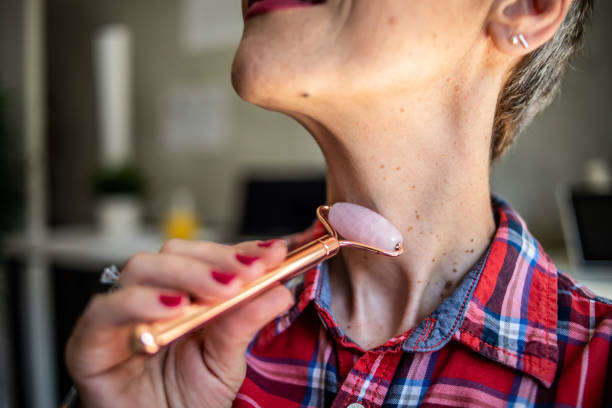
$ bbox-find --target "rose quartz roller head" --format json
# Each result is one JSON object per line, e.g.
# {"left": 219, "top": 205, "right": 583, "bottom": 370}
{"left": 131, "top": 203, "right": 403, "bottom": 354}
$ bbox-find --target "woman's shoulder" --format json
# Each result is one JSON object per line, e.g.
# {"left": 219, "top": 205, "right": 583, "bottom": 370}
{"left": 555, "top": 269, "right": 612, "bottom": 343}
{"left": 551, "top": 269, "right": 612, "bottom": 404}
{"left": 556, "top": 269, "right": 612, "bottom": 307}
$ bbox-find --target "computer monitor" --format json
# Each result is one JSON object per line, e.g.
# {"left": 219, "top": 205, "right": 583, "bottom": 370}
{"left": 238, "top": 174, "right": 326, "bottom": 238}
{"left": 557, "top": 184, "right": 612, "bottom": 269}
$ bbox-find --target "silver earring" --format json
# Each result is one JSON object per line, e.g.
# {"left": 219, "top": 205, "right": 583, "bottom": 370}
{"left": 511, "top": 33, "right": 529, "bottom": 49}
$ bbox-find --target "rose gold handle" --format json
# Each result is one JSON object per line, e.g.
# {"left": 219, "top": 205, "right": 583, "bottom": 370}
{"left": 130, "top": 235, "right": 340, "bottom": 354}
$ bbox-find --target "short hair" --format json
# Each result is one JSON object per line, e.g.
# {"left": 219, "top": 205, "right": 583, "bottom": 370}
{"left": 491, "top": 0, "right": 594, "bottom": 161}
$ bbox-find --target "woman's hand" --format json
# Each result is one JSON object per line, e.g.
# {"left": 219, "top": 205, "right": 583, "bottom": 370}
{"left": 65, "top": 239, "right": 293, "bottom": 408}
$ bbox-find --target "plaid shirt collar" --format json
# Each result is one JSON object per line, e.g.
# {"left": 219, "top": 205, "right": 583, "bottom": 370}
{"left": 280, "top": 197, "right": 559, "bottom": 388}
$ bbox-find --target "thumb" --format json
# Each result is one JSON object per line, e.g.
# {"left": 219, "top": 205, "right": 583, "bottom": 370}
{"left": 202, "top": 285, "right": 294, "bottom": 379}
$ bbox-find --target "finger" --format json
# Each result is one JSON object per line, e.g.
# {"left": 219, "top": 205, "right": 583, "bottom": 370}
{"left": 205, "top": 285, "right": 294, "bottom": 357}
{"left": 170, "top": 285, "right": 295, "bottom": 395}
{"left": 83, "top": 286, "right": 189, "bottom": 327}
{"left": 159, "top": 239, "right": 283, "bottom": 281}
{"left": 232, "top": 239, "right": 288, "bottom": 269}
{"left": 119, "top": 252, "right": 257, "bottom": 303}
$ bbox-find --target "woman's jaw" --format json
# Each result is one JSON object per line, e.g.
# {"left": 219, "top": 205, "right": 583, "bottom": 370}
{"left": 233, "top": 0, "right": 491, "bottom": 114}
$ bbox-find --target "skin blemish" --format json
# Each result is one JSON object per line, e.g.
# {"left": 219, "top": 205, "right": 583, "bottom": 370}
{"left": 383, "top": 176, "right": 387, "bottom": 181}
{"left": 470, "top": 238, "right": 474, "bottom": 242}
{"left": 380, "top": 164, "right": 385, "bottom": 169}
{"left": 407, "top": 226, "right": 414, "bottom": 232}
{"left": 470, "top": 249, "right": 475, "bottom": 253}
{"left": 415, "top": 210, "right": 420, "bottom": 220}
{"left": 400, "top": 108, "right": 405, "bottom": 113}
{"left": 300, "top": 92, "right": 310, "bottom": 98}
{"left": 453, "top": 268, "right": 458, "bottom": 273}
{"left": 412, "top": 185, "right": 416, "bottom": 190}
{"left": 396, "top": 166, "right": 401, "bottom": 171}
{"left": 432, "top": 258, "right": 436, "bottom": 263}
{"left": 387, "top": 16, "right": 397, "bottom": 26}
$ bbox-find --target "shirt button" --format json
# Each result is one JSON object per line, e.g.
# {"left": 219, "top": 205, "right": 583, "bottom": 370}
{"left": 347, "top": 404, "right": 365, "bottom": 408}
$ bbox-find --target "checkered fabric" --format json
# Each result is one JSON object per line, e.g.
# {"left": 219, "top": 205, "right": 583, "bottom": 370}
{"left": 235, "top": 197, "right": 612, "bottom": 408}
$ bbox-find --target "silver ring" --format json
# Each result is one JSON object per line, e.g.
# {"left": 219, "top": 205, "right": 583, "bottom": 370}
{"left": 100, "top": 265, "right": 122, "bottom": 291}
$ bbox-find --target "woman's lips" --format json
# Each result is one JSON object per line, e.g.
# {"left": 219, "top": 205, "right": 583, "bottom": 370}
{"left": 246, "top": 0, "right": 325, "bottom": 19}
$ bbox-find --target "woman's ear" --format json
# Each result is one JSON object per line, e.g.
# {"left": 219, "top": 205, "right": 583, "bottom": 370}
{"left": 487, "top": 0, "right": 573, "bottom": 56}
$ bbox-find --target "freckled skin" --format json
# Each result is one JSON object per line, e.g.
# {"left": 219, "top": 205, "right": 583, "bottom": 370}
{"left": 232, "top": 0, "right": 527, "bottom": 352}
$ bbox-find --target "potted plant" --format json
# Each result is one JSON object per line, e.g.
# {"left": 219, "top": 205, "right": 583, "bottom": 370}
{"left": 91, "top": 162, "right": 146, "bottom": 236}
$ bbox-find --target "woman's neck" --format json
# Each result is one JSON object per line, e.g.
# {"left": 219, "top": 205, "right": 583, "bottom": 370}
{"left": 289, "top": 68, "right": 501, "bottom": 350}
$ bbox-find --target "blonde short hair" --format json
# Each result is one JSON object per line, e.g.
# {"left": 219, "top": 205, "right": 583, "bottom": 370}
{"left": 491, "top": 0, "right": 594, "bottom": 161}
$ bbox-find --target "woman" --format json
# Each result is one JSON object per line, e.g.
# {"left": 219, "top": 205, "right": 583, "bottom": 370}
{"left": 66, "top": 0, "right": 611, "bottom": 407}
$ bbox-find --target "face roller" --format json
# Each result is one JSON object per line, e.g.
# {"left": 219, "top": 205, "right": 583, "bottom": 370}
{"left": 131, "top": 203, "right": 403, "bottom": 354}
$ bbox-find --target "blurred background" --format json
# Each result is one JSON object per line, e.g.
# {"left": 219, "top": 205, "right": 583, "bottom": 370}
{"left": 0, "top": 0, "right": 610, "bottom": 407}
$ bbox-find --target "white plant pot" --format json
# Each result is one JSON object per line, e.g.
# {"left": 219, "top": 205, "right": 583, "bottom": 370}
{"left": 96, "top": 195, "right": 143, "bottom": 237}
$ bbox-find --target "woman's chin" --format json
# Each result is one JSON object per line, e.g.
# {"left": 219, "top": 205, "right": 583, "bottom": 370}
{"left": 231, "top": 44, "right": 308, "bottom": 112}
{"left": 230, "top": 49, "right": 268, "bottom": 106}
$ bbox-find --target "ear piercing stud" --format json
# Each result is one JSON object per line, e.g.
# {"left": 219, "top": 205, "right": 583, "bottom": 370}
{"left": 511, "top": 33, "right": 529, "bottom": 49}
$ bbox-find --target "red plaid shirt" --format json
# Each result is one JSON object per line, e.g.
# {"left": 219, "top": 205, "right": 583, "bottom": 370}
{"left": 235, "top": 197, "right": 612, "bottom": 407}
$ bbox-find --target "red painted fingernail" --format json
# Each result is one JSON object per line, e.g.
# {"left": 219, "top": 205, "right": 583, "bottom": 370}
{"left": 212, "top": 270, "right": 236, "bottom": 285}
{"left": 257, "top": 239, "right": 280, "bottom": 248}
{"left": 159, "top": 294, "right": 183, "bottom": 307}
{"left": 236, "top": 254, "right": 259, "bottom": 266}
